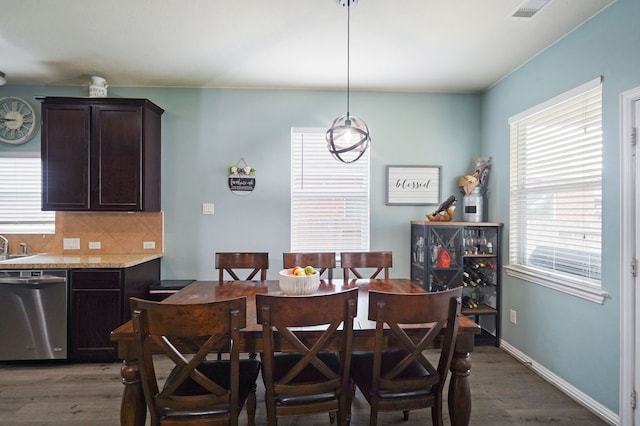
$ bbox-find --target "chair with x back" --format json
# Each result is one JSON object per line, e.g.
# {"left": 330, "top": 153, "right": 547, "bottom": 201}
{"left": 282, "top": 252, "right": 336, "bottom": 280}
{"left": 349, "top": 287, "right": 462, "bottom": 426}
{"left": 256, "top": 287, "right": 358, "bottom": 426}
{"left": 340, "top": 251, "right": 393, "bottom": 281}
{"left": 215, "top": 252, "right": 269, "bottom": 284}
{"left": 130, "top": 296, "right": 261, "bottom": 426}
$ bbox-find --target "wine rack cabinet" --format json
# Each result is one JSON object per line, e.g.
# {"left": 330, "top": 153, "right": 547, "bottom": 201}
{"left": 410, "top": 221, "right": 503, "bottom": 346}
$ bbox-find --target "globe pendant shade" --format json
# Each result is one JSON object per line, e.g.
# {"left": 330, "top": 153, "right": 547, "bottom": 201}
{"left": 326, "top": 114, "right": 370, "bottom": 164}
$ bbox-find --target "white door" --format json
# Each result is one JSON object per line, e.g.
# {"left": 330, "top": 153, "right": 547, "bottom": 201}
{"left": 635, "top": 98, "right": 640, "bottom": 426}
{"left": 621, "top": 88, "right": 640, "bottom": 426}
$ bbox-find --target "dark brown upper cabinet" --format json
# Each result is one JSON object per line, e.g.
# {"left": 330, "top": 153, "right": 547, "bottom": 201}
{"left": 40, "top": 97, "right": 164, "bottom": 211}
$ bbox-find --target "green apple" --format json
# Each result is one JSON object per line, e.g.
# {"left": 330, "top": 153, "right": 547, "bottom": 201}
{"left": 304, "top": 266, "right": 316, "bottom": 275}
{"left": 295, "top": 268, "right": 306, "bottom": 277}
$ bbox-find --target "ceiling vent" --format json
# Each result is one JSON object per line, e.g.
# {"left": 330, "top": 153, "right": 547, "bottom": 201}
{"left": 510, "top": 0, "right": 551, "bottom": 19}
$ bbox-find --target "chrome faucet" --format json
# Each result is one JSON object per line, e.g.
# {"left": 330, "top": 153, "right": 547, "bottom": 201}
{"left": 0, "top": 235, "right": 8, "bottom": 257}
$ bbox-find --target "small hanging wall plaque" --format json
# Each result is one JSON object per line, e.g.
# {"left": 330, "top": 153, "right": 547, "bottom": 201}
{"left": 228, "top": 158, "right": 256, "bottom": 194}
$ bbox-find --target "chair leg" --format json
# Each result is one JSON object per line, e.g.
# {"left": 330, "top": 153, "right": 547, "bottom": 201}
{"left": 432, "top": 404, "right": 444, "bottom": 426}
{"left": 369, "top": 404, "right": 378, "bottom": 426}
{"left": 266, "top": 414, "right": 278, "bottom": 426}
{"left": 403, "top": 409, "right": 410, "bottom": 421}
{"left": 265, "top": 391, "right": 277, "bottom": 426}
{"left": 339, "top": 407, "right": 351, "bottom": 426}
{"left": 345, "top": 381, "right": 355, "bottom": 426}
{"left": 247, "top": 385, "right": 257, "bottom": 426}
{"left": 368, "top": 413, "right": 377, "bottom": 426}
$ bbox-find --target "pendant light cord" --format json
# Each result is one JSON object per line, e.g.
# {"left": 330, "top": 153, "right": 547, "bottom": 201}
{"left": 346, "top": 0, "right": 351, "bottom": 120}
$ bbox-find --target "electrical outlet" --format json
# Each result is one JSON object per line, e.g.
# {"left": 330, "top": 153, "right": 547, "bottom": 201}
{"left": 202, "top": 203, "right": 215, "bottom": 215}
{"left": 143, "top": 241, "right": 156, "bottom": 250}
{"left": 510, "top": 309, "right": 517, "bottom": 324}
{"left": 63, "top": 238, "right": 80, "bottom": 250}
{"left": 88, "top": 241, "right": 101, "bottom": 250}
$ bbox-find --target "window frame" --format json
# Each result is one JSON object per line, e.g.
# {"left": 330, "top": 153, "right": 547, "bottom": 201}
{"left": 0, "top": 152, "right": 55, "bottom": 234}
{"left": 290, "top": 127, "right": 370, "bottom": 254}
{"left": 504, "top": 77, "right": 608, "bottom": 304}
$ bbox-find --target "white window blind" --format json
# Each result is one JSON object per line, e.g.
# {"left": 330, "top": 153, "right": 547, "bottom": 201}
{"left": 0, "top": 154, "right": 55, "bottom": 234}
{"left": 290, "top": 128, "right": 369, "bottom": 252}
{"left": 507, "top": 77, "right": 606, "bottom": 303}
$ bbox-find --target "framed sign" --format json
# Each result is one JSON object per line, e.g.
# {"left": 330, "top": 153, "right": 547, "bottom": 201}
{"left": 385, "top": 165, "right": 441, "bottom": 206}
{"left": 228, "top": 176, "right": 256, "bottom": 192}
{"left": 228, "top": 158, "right": 256, "bottom": 196}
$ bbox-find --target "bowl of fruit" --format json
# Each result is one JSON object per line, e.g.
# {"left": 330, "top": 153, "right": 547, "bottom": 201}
{"left": 279, "top": 266, "right": 320, "bottom": 295}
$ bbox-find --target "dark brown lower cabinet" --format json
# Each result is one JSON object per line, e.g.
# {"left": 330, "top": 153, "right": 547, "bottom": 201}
{"left": 69, "top": 258, "right": 160, "bottom": 362}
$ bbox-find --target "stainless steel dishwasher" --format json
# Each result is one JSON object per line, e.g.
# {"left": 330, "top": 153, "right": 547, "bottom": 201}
{"left": 0, "top": 270, "right": 68, "bottom": 361}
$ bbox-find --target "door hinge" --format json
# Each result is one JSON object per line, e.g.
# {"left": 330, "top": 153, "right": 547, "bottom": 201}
{"left": 633, "top": 127, "right": 637, "bottom": 146}
{"left": 632, "top": 388, "right": 637, "bottom": 410}
{"left": 632, "top": 258, "right": 638, "bottom": 278}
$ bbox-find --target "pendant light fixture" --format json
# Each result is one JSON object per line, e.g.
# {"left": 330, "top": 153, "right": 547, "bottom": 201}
{"left": 326, "top": 0, "right": 370, "bottom": 164}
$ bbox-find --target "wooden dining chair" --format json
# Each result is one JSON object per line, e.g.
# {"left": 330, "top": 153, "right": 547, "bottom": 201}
{"left": 340, "top": 251, "right": 393, "bottom": 281}
{"left": 349, "top": 287, "right": 462, "bottom": 426}
{"left": 256, "top": 287, "right": 358, "bottom": 426}
{"left": 282, "top": 252, "right": 336, "bottom": 279}
{"left": 129, "top": 296, "right": 261, "bottom": 426}
{"left": 215, "top": 252, "right": 269, "bottom": 283}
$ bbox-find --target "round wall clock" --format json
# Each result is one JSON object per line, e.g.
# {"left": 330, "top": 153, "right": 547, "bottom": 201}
{"left": 0, "top": 96, "right": 39, "bottom": 145}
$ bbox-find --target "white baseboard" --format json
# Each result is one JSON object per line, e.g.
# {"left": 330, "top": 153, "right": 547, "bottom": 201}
{"left": 499, "top": 340, "right": 619, "bottom": 425}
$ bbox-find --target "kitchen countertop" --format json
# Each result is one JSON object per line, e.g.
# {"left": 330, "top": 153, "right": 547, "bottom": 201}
{"left": 0, "top": 253, "right": 162, "bottom": 269}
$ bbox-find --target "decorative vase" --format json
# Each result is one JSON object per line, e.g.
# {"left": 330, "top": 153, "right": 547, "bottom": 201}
{"left": 462, "top": 187, "right": 483, "bottom": 222}
{"left": 89, "top": 76, "right": 108, "bottom": 97}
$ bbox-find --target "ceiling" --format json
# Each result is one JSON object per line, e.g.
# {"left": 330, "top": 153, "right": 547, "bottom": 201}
{"left": 0, "top": 0, "right": 615, "bottom": 93}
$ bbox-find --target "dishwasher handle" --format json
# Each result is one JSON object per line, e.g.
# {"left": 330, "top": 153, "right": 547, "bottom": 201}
{"left": 0, "top": 276, "right": 66, "bottom": 285}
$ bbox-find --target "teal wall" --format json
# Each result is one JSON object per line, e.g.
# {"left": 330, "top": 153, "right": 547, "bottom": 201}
{"left": 481, "top": 0, "right": 640, "bottom": 413}
{"left": 0, "top": 85, "right": 481, "bottom": 281}
{"left": 1, "top": 0, "right": 635, "bottom": 415}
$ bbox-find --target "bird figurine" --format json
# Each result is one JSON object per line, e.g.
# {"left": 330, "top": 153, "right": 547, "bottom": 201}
{"left": 426, "top": 195, "right": 456, "bottom": 222}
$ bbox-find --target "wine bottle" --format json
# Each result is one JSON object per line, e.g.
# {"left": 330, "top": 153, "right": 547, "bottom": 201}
{"left": 477, "top": 230, "right": 488, "bottom": 253}
{"left": 462, "top": 272, "right": 477, "bottom": 287}
{"left": 466, "top": 269, "right": 484, "bottom": 286}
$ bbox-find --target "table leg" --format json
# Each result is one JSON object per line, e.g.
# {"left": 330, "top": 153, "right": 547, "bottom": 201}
{"left": 119, "top": 359, "right": 146, "bottom": 426}
{"left": 448, "top": 337, "right": 473, "bottom": 426}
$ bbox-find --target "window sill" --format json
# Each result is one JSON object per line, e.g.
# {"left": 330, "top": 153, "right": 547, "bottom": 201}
{"left": 504, "top": 265, "right": 609, "bottom": 304}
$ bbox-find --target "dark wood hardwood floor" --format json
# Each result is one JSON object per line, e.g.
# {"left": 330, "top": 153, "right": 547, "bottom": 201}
{"left": 0, "top": 346, "right": 609, "bottom": 425}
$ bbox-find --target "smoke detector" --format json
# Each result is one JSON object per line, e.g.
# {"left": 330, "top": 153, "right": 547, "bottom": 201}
{"left": 510, "top": 0, "right": 551, "bottom": 19}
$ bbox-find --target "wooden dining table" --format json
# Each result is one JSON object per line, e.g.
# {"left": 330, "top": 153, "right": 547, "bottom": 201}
{"left": 110, "top": 278, "right": 480, "bottom": 426}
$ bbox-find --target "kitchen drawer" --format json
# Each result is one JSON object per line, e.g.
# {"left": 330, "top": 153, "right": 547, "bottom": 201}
{"left": 70, "top": 269, "right": 122, "bottom": 289}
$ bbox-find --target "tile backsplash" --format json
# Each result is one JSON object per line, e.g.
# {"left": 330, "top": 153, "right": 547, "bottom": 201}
{"left": 3, "top": 212, "right": 163, "bottom": 255}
